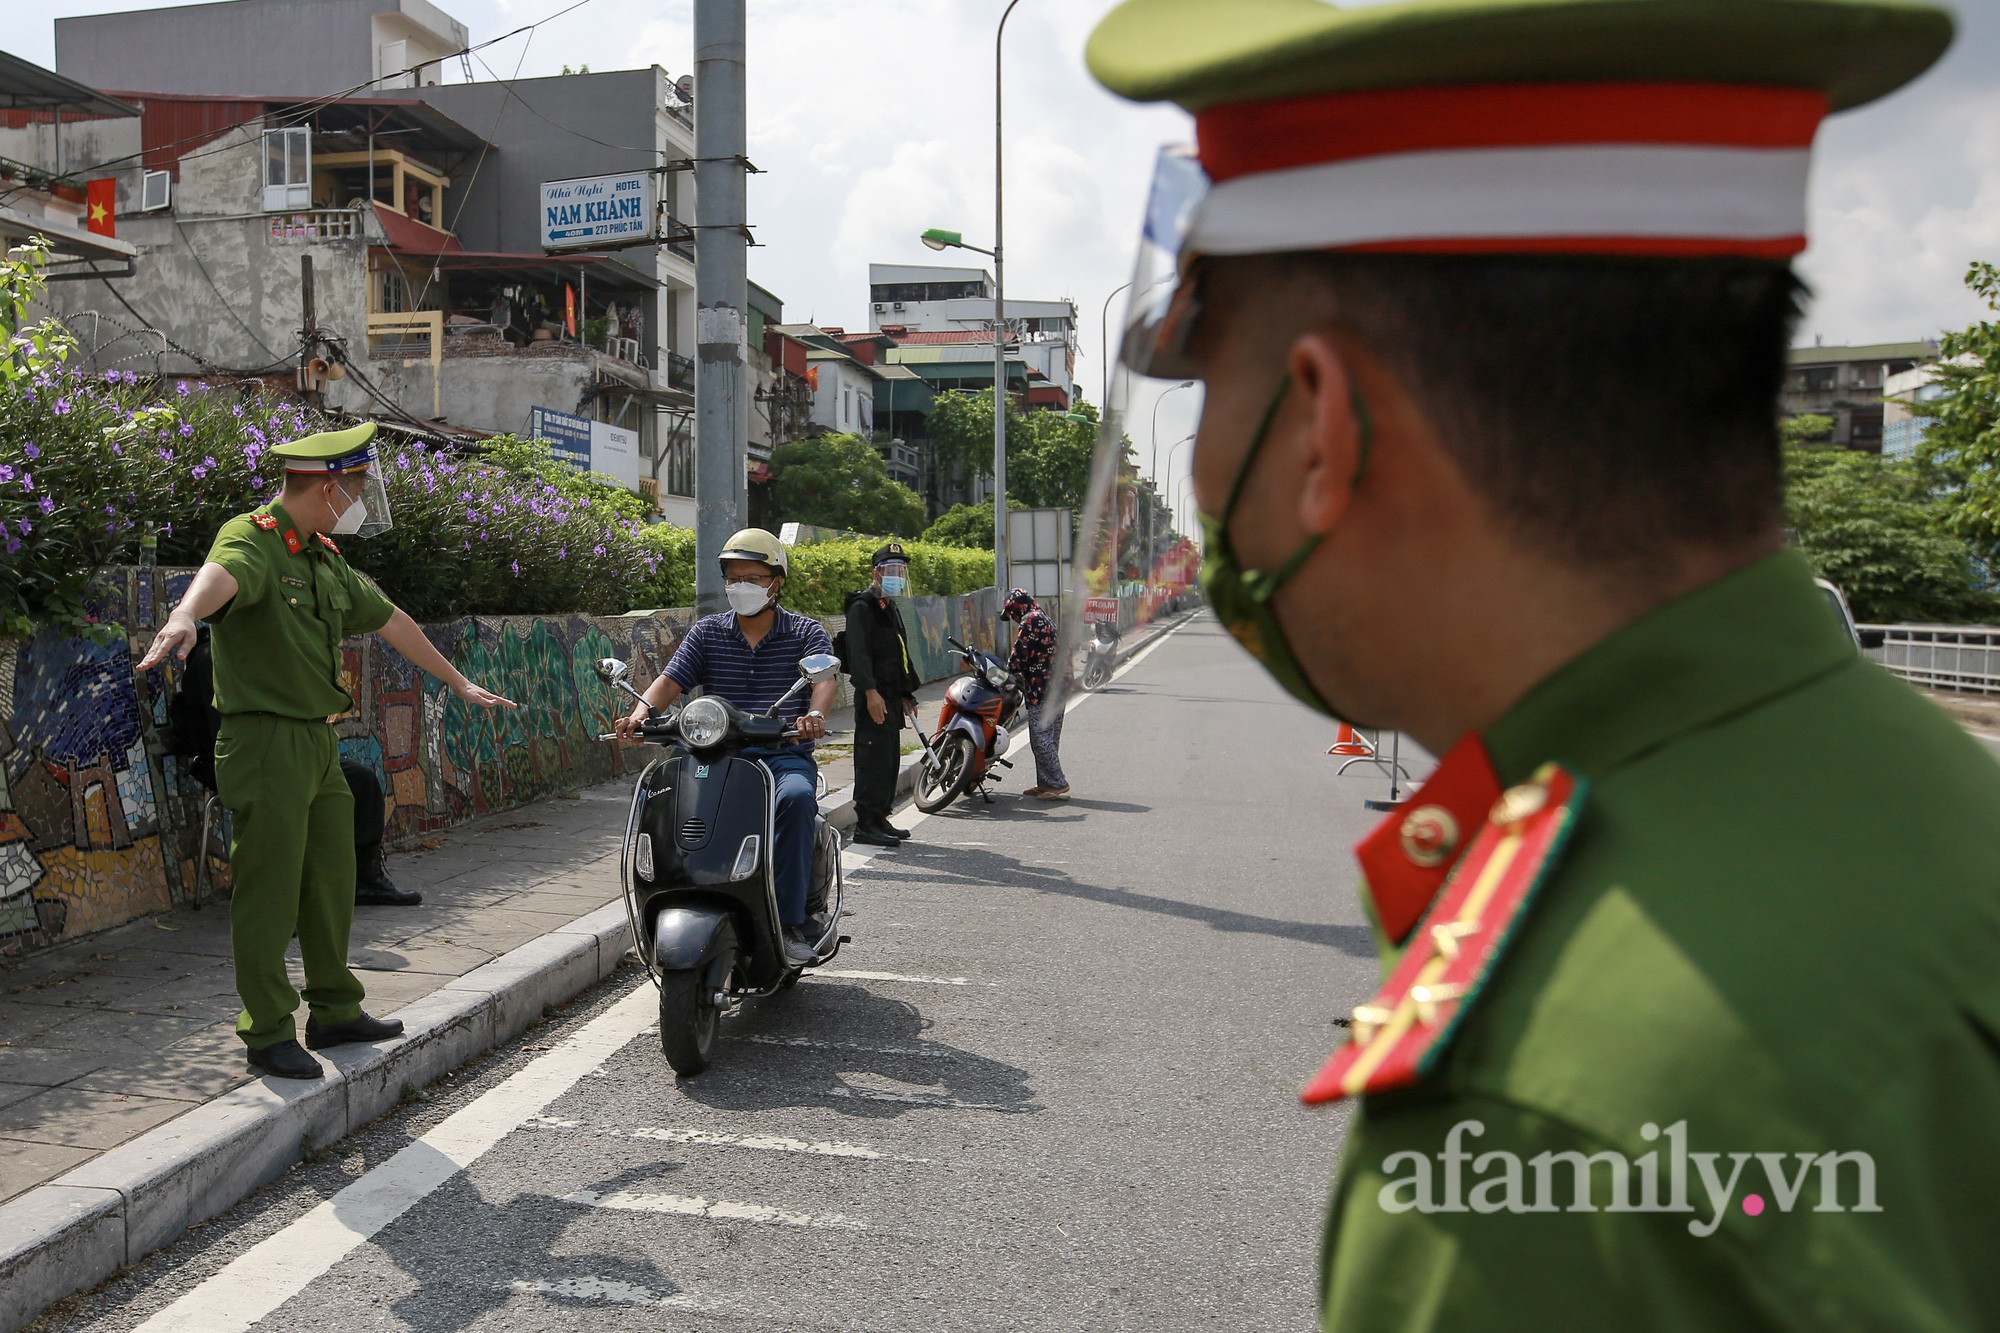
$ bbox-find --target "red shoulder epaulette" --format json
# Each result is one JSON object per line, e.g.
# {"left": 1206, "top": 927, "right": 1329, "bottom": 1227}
{"left": 317, "top": 533, "right": 341, "bottom": 554}
{"left": 1353, "top": 732, "right": 1502, "bottom": 944}
{"left": 1302, "top": 762, "right": 1587, "bottom": 1105}
{"left": 251, "top": 514, "right": 279, "bottom": 530}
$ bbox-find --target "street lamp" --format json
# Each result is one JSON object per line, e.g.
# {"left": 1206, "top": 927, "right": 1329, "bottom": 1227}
{"left": 1163, "top": 431, "right": 1195, "bottom": 534}
{"left": 914, "top": 0, "right": 1021, "bottom": 599}
{"left": 1100, "top": 279, "right": 1132, "bottom": 409}
{"left": 1147, "top": 380, "right": 1194, "bottom": 583}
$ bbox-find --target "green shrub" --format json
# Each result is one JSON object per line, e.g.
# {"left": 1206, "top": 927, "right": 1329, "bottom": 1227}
{"left": 780, "top": 539, "right": 993, "bottom": 615}
{"left": 630, "top": 523, "right": 697, "bottom": 609}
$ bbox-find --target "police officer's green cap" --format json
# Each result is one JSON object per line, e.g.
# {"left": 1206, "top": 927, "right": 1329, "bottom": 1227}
{"left": 270, "top": 421, "right": 379, "bottom": 474}
{"left": 1086, "top": 0, "right": 1953, "bottom": 113}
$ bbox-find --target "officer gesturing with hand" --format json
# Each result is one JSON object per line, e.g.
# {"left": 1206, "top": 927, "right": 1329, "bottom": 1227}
{"left": 138, "top": 422, "right": 515, "bottom": 1080}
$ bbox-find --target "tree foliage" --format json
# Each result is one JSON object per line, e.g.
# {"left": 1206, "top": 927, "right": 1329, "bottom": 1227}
{"left": 923, "top": 500, "right": 994, "bottom": 548}
{"left": 1916, "top": 260, "right": 2000, "bottom": 571}
{"left": 923, "top": 389, "right": 1099, "bottom": 510}
{"left": 1784, "top": 444, "right": 1997, "bottom": 624}
{"left": 770, "top": 432, "right": 927, "bottom": 537}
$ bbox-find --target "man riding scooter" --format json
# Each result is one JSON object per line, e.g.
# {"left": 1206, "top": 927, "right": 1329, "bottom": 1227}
{"left": 614, "top": 529, "right": 835, "bottom": 967}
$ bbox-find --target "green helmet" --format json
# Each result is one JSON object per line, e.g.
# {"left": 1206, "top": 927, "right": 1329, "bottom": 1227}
{"left": 719, "top": 527, "right": 789, "bottom": 575}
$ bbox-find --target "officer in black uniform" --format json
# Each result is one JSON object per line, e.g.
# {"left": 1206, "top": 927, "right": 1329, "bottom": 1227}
{"left": 845, "top": 543, "right": 919, "bottom": 848}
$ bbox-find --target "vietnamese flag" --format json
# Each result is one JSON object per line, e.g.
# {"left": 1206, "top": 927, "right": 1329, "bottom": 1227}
{"left": 85, "top": 178, "right": 117, "bottom": 237}
{"left": 564, "top": 283, "right": 576, "bottom": 336}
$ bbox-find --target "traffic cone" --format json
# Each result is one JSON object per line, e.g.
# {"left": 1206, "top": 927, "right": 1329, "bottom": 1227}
{"left": 1327, "top": 724, "right": 1374, "bottom": 757}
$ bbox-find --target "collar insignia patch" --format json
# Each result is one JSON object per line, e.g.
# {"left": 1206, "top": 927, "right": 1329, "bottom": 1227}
{"left": 1353, "top": 732, "right": 1501, "bottom": 944}
{"left": 251, "top": 514, "right": 279, "bottom": 530}
{"left": 282, "top": 528, "right": 302, "bottom": 554}
{"left": 1304, "top": 761, "right": 1587, "bottom": 1105}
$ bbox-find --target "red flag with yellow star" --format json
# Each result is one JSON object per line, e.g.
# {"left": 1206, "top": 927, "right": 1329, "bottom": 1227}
{"left": 85, "top": 178, "right": 116, "bottom": 237}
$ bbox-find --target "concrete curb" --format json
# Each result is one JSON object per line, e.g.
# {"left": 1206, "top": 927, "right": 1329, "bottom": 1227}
{"left": 0, "top": 901, "right": 634, "bottom": 1333}
{"left": 0, "top": 610, "right": 1196, "bottom": 1330}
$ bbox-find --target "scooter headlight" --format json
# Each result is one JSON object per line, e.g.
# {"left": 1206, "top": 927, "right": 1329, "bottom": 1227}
{"left": 678, "top": 696, "right": 730, "bottom": 749}
{"left": 983, "top": 663, "right": 1009, "bottom": 690}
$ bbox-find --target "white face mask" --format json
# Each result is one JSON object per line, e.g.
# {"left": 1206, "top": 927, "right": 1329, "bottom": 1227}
{"left": 329, "top": 485, "right": 367, "bottom": 535}
{"left": 726, "top": 581, "right": 772, "bottom": 616}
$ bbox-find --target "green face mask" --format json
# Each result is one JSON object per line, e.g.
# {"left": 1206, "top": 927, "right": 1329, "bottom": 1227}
{"left": 1196, "top": 372, "right": 1370, "bottom": 719}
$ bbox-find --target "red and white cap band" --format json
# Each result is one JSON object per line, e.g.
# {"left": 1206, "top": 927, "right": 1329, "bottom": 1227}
{"left": 1189, "top": 83, "right": 1828, "bottom": 259}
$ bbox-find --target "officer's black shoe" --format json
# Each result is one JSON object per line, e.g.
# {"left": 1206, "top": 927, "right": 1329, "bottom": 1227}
{"left": 304, "top": 1012, "right": 406, "bottom": 1050}
{"left": 354, "top": 847, "right": 422, "bottom": 906}
{"left": 247, "top": 1038, "right": 324, "bottom": 1080}
{"left": 781, "top": 925, "right": 818, "bottom": 967}
{"left": 852, "top": 823, "right": 901, "bottom": 848}
{"left": 880, "top": 819, "right": 912, "bottom": 839}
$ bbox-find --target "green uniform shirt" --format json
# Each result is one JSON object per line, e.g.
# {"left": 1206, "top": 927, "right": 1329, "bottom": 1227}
{"left": 203, "top": 501, "right": 395, "bottom": 719}
{"left": 1323, "top": 549, "right": 2000, "bottom": 1331}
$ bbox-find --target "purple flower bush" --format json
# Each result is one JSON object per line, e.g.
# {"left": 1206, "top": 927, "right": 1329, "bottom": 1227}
{"left": 2, "top": 243, "right": 685, "bottom": 633}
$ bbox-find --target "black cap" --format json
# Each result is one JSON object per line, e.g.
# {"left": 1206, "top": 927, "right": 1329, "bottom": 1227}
{"left": 872, "top": 543, "right": 908, "bottom": 568}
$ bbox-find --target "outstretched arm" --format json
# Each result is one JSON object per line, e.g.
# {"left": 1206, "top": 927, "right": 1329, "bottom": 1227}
{"left": 376, "top": 608, "right": 516, "bottom": 708}
{"left": 137, "top": 562, "right": 239, "bottom": 669}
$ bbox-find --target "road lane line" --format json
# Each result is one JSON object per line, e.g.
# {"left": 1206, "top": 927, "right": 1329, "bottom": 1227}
{"left": 737, "top": 1033, "right": 962, "bottom": 1059}
{"left": 810, "top": 968, "right": 982, "bottom": 986}
{"left": 562, "top": 1189, "right": 867, "bottom": 1230}
{"left": 507, "top": 1277, "right": 719, "bottom": 1310}
{"left": 628, "top": 1126, "right": 922, "bottom": 1160}
{"left": 826, "top": 1085, "right": 1021, "bottom": 1112}
{"left": 133, "top": 984, "right": 658, "bottom": 1333}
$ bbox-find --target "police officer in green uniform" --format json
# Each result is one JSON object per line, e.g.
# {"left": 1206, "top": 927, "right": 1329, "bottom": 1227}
{"left": 138, "top": 422, "right": 515, "bottom": 1080}
{"left": 1081, "top": 1, "right": 2000, "bottom": 1327}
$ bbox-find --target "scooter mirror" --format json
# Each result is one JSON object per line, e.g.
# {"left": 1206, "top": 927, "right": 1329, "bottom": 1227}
{"left": 594, "top": 657, "right": 632, "bottom": 687}
{"left": 798, "top": 653, "right": 841, "bottom": 684}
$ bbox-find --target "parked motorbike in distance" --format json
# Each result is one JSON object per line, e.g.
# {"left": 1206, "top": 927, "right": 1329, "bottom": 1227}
{"left": 1079, "top": 621, "right": 1119, "bottom": 691}
{"left": 914, "top": 636, "right": 1022, "bottom": 813}
{"left": 594, "top": 654, "right": 847, "bottom": 1076}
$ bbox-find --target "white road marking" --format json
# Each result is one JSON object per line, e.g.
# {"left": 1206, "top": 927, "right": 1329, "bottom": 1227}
{"left": 737, "top": 1032, "right": 959, "bottom": 1059}
{"left": 826, "top": 1085, "right": 1017, "bottom": 1112}
{"left": 812, "top": 968, "right": 980, "bottom": 986}
{"left": 562, "top": 1188, "right": 867, "bottom": 1230}
{"left": 507, "top": 1277, "right": 718, "bottom": 1310}
{"left": 132, "top": 985, "right": 658, "bottom": 1333}
{"left": 629, "top": 1125, "right": 920, "bottom": 1161}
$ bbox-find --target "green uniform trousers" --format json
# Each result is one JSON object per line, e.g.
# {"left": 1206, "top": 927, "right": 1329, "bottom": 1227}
{"left": 215, "top": 714, "right": 365, "bottom": 1049}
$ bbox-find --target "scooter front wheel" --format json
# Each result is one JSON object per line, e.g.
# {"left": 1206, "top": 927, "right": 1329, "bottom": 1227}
{"left": 915, "top": 733, "right": 978, "bottom": 813}
{"left": 1081, "top": 658, "right": 1111, "bottom": 690}
{"left": 659, "top": 948, "right": 733, "bottom": 1076}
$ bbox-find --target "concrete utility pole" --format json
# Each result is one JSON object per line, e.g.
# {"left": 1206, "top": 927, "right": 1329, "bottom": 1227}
{"left": 693, "top": 0, "right": 749, "bottom": 616}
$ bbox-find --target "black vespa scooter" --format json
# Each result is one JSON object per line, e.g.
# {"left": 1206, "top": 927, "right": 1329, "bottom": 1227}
{"left": 595, "top": 654, "right": 846, "bottom": 1075}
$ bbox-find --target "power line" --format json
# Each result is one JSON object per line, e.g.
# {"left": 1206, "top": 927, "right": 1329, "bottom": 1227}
{"left": 177, "top": 226, "right": 283, "bottom": 362}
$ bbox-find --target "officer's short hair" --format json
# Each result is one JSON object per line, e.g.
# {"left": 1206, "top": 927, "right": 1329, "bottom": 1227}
{"left": 1248, "top": 253, "right": 1802, "bottom": 576}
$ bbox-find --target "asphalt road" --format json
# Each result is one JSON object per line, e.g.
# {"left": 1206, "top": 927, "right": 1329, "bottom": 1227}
{"left": 38, "top": 614, "right": 1425, "bottom": 1333}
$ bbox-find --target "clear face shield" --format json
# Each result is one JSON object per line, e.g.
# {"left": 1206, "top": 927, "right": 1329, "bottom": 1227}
{"left": 1054, "top": 146, "right": 1211, "bottom": 706}
{"left": 325, "top": 452, "right": 393, "bottom": 539}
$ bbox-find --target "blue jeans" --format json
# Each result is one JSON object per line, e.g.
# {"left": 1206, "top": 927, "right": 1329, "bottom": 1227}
{"left": 744, "top": 748, "right": 818, "bottom": 926}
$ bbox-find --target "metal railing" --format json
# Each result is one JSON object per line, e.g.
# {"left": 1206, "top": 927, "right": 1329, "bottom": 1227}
{"left": 1860, "top": 623, "right": 2000, "bottom": 695}
{"left": 267, "top": 209, "right": 362, "bottom": 240}
{"left": 665, "top": 351, "right": 694, "bottom": 392}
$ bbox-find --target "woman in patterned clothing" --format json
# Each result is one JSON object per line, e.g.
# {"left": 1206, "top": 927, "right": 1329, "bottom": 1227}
{"left": 1002, "top": 588, "right": 1069, "bottom": 800}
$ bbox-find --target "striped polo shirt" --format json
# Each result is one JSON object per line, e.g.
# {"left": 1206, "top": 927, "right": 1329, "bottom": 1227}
{"left": 662, "top": 608, "right": 833, "bottom": 748}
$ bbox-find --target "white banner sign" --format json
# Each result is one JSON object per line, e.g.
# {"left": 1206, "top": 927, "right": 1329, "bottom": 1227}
{"left": 590, "top": 420, "right": 641, "bottom": 492}
{"left": 540, "top": 171, "right": 656, "bottom": 251}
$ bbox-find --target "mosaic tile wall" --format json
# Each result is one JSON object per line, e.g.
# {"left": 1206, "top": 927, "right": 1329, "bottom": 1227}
{"left": 0, "top": 568, "right": 999, "bottom": 959}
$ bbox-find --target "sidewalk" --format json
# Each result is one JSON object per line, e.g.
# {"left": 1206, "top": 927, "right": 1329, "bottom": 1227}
{"left": 0, "top": 607, "right": 1192, "bottom": 1331}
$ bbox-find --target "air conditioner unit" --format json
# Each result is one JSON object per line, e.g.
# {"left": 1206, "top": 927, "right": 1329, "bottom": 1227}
{"left": 140, "top": 170, "right": 171, "bottom": 212}
{"left": 893, "top": 302, "right": 905, "bottom": 311}
{"left": 873, "top": 303, "right": 885, "bottom": 313}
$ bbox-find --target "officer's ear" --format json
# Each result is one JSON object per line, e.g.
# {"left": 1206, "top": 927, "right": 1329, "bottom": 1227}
{"left": 1287, "top": 331, "right": 1368, "bottom": 537}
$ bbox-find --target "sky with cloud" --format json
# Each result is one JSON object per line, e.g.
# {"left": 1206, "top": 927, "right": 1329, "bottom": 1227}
{"left": 18, "top": 0, "right": 2000, "bottom": 516}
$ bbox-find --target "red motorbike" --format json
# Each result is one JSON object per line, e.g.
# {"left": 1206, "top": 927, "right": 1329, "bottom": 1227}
{"left": 914, "top": 636, "right": 1023, "bottom": 811}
